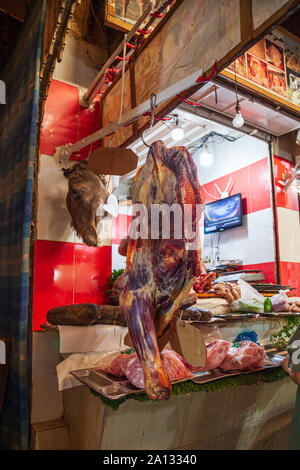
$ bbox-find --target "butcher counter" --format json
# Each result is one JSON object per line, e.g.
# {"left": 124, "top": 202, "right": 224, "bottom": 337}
{"left": 31, "top": 311, "right": 299, "bottom": 450}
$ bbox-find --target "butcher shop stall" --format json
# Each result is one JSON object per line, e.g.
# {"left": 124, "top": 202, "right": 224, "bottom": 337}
{"left": 4, "top": 0, "right": 299, "bottom": 451}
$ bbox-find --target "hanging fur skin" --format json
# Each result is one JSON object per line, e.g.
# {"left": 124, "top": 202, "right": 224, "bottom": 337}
{"left": 62, "top": 162, "right": 109, "bottom": 247}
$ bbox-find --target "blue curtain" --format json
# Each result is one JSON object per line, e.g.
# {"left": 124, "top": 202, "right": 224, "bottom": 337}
{"left": 0, "top": 0, "right": 46, "bottom": 449}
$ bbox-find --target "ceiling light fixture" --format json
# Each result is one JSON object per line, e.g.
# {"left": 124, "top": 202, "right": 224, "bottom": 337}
{"left": 199, "top": 145, "right": 214, "bottom": 166}
{"left": 232, "top": 101, "right": 245, "bottom": 128}
{"left": 171, "top": 114, "right": 184, "bottom": 141}
{"left": 232, "top": 60, "right": 245, "bottom": 129}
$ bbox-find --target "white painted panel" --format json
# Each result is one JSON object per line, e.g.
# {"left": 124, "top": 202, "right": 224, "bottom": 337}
{"left": 277, "top": 207, "right": 300, "bottom": 263}
{"left": 196, "top": 135, "right": 269, "bottom": 184}
{"left": 53, "top": 35, "right": 107, "bottom": 89}
{"left": 37, "top": 155, "right": 112, "bottom": 245}
{"left": 112, "top": 244, "right": 127, "bottom": 271}
{"left": 252, "top": 0, "right": 289, "bottom": 29}
{"left": 31, "top": 332, "right": 63, "bottom": 423}
{"left": 37, "top": 155, "right": 82, "bottom": 243}
{"left": 202, "top": 208, "right": 275, "bottom": 265}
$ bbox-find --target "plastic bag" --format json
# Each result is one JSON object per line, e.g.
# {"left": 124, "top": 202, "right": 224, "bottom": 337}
{"left": 203, "top": 340, "right": 232, "bottom": 370}
{"left": 234, "top": 330, "right": 258, "bottom": 344}
{"left": 220, "top": 340, "right": 264, "bottom": 371}
{"left": 232, "top": 280, "right": 265, "bottom": 313}
{"left": 270, "top": 290, "right": 290, "bottom": 312}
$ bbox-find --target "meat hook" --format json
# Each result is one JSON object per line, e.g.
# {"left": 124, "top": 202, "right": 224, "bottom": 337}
{"left": 142, "top": 93, "right": 157, "bottom": 148}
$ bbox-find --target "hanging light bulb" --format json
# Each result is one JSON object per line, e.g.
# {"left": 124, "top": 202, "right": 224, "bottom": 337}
{"left": 199, "top": 145, "right": 214, "bottom": 166}
{"left": 232, "top": 61, "right": 244, "bottom": 129}
{"left": 232, "top": 100, "right": 244, "bottom": 128}
{"left": 171, "top": 114, "right": 184, "bottom": 141}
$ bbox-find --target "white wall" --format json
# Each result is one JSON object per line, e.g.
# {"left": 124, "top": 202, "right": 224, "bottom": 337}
{"left": 193, "top": 134, "right": 275, "bottom": 268}
{"left": 194, "top": 134, "right": 269, "bottom": 185}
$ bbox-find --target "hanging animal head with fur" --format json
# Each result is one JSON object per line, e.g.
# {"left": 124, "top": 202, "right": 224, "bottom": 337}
{"left": 62, "top": 161, "right": 109, "bottom": 247}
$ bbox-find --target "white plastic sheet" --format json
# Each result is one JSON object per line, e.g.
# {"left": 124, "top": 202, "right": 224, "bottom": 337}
{"left": 58, "top": 324, "right": 128, "bottom": 354}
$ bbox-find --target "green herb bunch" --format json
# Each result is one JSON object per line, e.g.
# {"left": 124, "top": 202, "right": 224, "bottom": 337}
{"left": 106, "top": 269, "right": 125, "bottom": 296}
{"left": 270, "top": 316, "right": 300, "bottom": 349}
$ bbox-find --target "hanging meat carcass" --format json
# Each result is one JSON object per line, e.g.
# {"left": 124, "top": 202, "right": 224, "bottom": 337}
{"left": 62, "top": 162, "right": 109, "bottom": 247}
{"left": 120, "top": 141, "right": 203, "bottom": 400}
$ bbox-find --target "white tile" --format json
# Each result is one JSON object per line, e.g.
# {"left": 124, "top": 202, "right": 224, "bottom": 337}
{"left": 202, "top": 208, "right": 275, "bottom": 265}
{"left": 197, "top": 136, "right": 269, "bottom": 185}
{"left": 37, "top": 155, "right": 80, "bottom": 243}
{"left": 277, "top": 207, "right": 300, "bottom": 263}
{"left": 37, "top": 154, "right": 112, "bottom": 246}
{"left": 112, "top": 244, "right": 127, "bottom": 271}
{"left": 53, "top": 35, "right": 107, "bottom": 89}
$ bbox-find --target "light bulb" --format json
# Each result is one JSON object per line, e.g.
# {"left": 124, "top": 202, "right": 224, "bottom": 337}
{"left": 232, "top": 111, "right": 244, "bottom": 128}
{"left": 171, "top": 126, "right": 184, "bottom": 141}
{"left": 199, "top": 149, "right": 214, "bottom": 166}
{"left": 232, "top": 101, "right": 244, "bottom": 128}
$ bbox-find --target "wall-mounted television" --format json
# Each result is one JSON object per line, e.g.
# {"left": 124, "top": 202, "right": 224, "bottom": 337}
{"left": 204, "top": 193, "right": 243, "bottom": 234}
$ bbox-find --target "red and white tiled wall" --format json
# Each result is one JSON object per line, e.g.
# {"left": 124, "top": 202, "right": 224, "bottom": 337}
{"left": 32, "top": 77, "right": 113, "bottom": 331}
{"left": 274, "top": 156, "right": 300, "bottom": 295}
{"left": 32, "top": 62, "right": 299, "bottom": 330}
{"left": 196, "top": 136, "right": 277, "bottom": 283}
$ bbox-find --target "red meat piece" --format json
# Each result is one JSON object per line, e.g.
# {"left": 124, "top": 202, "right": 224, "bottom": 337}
{"left": 105, "top": 353, "right": 136, "bottom": 377}
{"left": 204, "top": 340, "right": 232, "bottom": 370}
{"left": 121, "top": 356, "right": 145, "bottom": 388}
{"left": 121, "top": 349, "right": 193, "bottom": 389}
{"left": 179, "top": 339, "right": 232, "bottom": 371}
{"left": 220, "top": 341, "right": 264, "bottom": 371}
{"left": 161, "top": 350, "right": 193, "bottom": 381}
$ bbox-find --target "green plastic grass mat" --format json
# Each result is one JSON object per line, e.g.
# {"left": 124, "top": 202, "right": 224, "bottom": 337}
{"left": 90, "top": 367, "right": 288, "bottom": 411}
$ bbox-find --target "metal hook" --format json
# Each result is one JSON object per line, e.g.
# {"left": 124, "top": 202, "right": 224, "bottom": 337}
{"left": 142, "top": 93, "right": 157, "bottom": 148}
{"left": 108, "top": 132, "right": 115, "bottom": 150}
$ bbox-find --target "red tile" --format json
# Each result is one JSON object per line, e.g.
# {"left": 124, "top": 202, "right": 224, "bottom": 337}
{"left": 248, "top": 158, "right": 271, "bottom": 213}
{"left": 74, "top": 244, "right": 112, "bottom": 305}
{"left": 70, "top": 97, "right": 101, "bottom": 161}
{"left": 201, "top": 159, "right": 272, "bottom": 217}
{"left": 40, "top": 79, "right": 101, "bottom": 161}
{"left": 280, "top": 261, "right": 300, "bottom": 296}
{"left": 112, "top": 214, "right": 132, "bottom": 244}
{"left": 201, "top": 167, "right": 250, "bottom": 215}
{"left": 32, "top": 240, "right": 75, "bottom": 331}
{"left": 201, "top": 181, "right": 220, "bottom": 204}
{"left": 40, "top": 79, "right": 79, "bottom": 156}
{"left": 274, "top": 156, "right": 299, "bottom": 211}
{"left": 242, "top": 262, "right": 276, "bottom": 284}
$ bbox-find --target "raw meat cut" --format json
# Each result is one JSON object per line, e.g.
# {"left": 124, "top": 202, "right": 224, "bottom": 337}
{"left": 220, "top": 341, "right": 264, "bottom": 371}
{"left": 121, "top": 356, "right": 145, "bottom": 389}
{"left": 120, "top": 142, "right": 203, "bottom": 400}
{"left": 178, "top": 339, "right": 231, "bottom": 372}
{"left": 203, "top": 340, "right": 232, "bottom": 370}
{"left": 193, "top": 272, "right": 216, "bottom": 293}
{"left": 104, "top": 352, "right": 136, "bottom": 377}
{"left": 63, "top": 161, "right": 109, "bottom": 247}
{"left": 121, "top": 349, "right": 193, "bottom": 389}
{"left": 160, "top": 350, "right": 193, "bottom": 381}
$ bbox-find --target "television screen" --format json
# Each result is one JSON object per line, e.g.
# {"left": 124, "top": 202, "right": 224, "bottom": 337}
{"left": 204, "top": 193, "right": 243, "bottom": 234}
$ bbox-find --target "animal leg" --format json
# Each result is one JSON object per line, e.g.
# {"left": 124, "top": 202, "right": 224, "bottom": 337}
{"left": 121, "top": 286, "right": 171, "bottom": 400}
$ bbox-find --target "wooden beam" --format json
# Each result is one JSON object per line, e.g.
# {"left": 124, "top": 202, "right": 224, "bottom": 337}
{"left": 55, "top": 65, "right": 203, "bottom": 162}
{"left": 84, "top": 0, "right": 153, "bottom": 104}
{"left": 0, "top": 0, "right": 30, "bottom": 22}
{"left": 239, "top": 0, "right": 253, "bottom": 42}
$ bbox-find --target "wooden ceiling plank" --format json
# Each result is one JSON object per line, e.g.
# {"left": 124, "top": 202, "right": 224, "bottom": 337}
{"left": 0, "top": 0, "right": 31, "bottom": 22}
